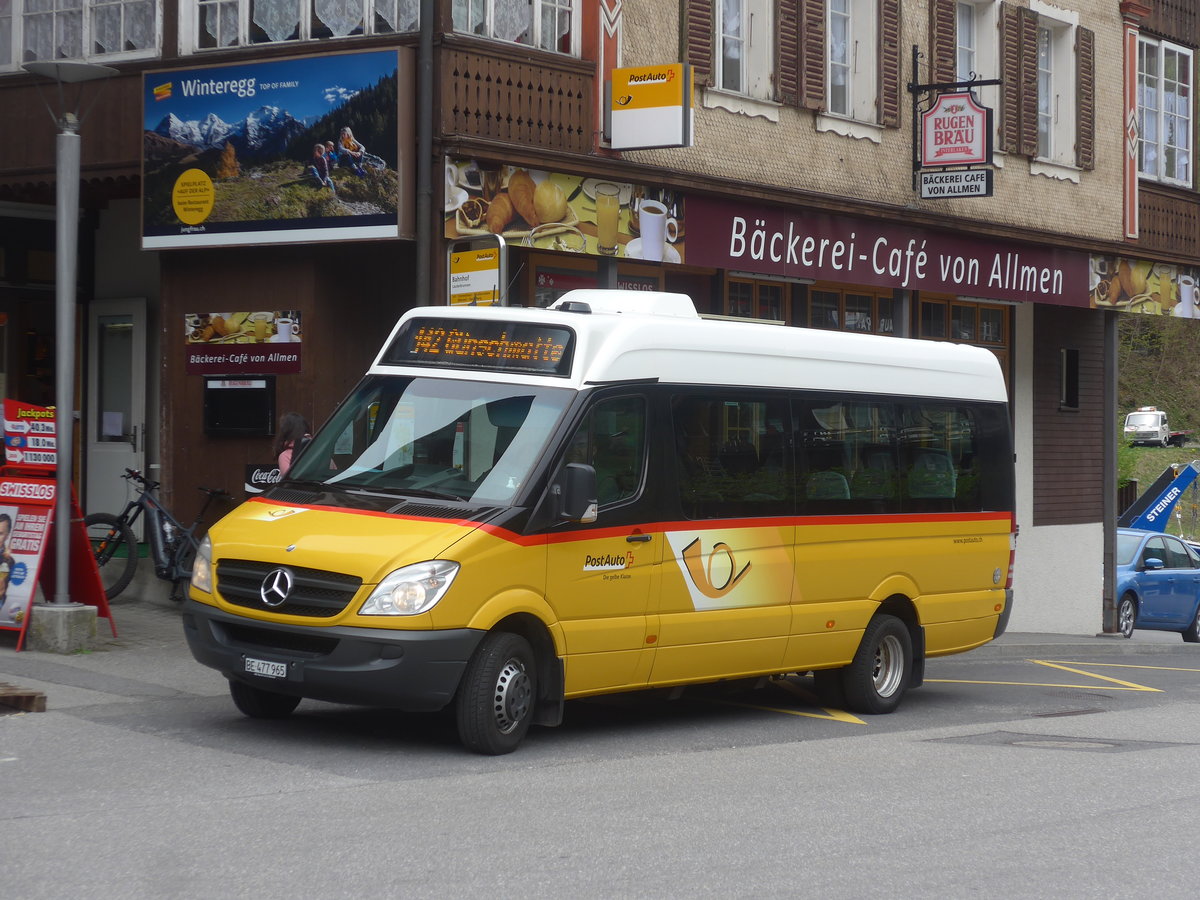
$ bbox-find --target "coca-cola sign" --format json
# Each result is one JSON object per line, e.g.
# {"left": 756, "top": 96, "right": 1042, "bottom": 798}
{"left": 245, "top": 463, "right": 281, "bottom": 494}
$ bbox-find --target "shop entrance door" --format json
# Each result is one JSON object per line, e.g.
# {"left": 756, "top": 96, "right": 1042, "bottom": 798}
{"left": 86, "top": 299, "right": 146, "bottom": 533}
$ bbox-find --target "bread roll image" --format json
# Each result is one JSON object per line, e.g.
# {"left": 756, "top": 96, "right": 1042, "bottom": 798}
{"left": 487, "top": 193, "right": 515, "bottom": 233}
{"left": 507, "top": 169, "right": 540, "bottom": 227}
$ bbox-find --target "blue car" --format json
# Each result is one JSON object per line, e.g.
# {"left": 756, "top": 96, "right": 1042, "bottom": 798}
{"left": 1116, "top": 528, "right": 1200, "bottom": 641}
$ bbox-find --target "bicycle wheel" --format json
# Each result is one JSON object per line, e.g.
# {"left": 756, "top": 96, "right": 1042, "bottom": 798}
{"left": 84, "top": 512, "right": 138, "bottom": 600}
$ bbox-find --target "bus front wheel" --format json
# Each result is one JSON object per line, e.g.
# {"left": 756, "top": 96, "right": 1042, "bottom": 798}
{"left": 841, "top": 614, "right": 913, "bottom": 715}
{"left": 456, "top": 631, "right": 537, "bottom": 755}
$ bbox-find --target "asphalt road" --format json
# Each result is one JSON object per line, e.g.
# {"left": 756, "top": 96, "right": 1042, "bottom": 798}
{"left": 3, "top": 595, "right": 1200, "bottom": 899}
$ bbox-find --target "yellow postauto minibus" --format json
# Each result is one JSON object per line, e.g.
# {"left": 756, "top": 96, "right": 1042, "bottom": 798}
{"left": 185, "top": 290, "right": 1016, "bottom": 754}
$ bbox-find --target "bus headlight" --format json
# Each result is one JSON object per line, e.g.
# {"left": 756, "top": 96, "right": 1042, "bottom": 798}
{"left": 360, "top": 561, "right": 459, "bottom": 616}
{"left": 190, "top": 535, "right": 214, "bottom": 594}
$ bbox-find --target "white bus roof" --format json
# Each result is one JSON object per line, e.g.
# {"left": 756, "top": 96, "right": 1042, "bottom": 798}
{"left": 370, "top": 290, "right": 1008, "bottom": 403}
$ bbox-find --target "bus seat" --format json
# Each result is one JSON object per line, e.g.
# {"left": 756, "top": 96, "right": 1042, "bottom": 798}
{"left": 907, "top": 448, "right": 956, "bottom": 498}
{"left": 806, "top": 470, "right": 850, "bottom": 500}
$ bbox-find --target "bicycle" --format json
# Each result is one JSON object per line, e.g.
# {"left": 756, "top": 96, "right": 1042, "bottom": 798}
{"left": 85, "top": 468, "right": 230, "bottom": 602}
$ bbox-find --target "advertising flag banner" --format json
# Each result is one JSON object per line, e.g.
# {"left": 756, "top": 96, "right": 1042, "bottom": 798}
{"left": 142, "top": 50, "right": 404, "bottom": 249}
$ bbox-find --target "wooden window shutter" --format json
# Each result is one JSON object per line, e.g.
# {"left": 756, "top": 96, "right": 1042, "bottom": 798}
{"left": 778, "top": 0, "right": 800, "bottom": 105}
{"left": 879, "top": 0, "right": 901, "bottom": 126}
{"left": 1017, "top": 5, "right": 1039, "bottom": 157}
{"left": 681, "top": 0, "right": 714, "bottom": 88}
{"left": 929, "top": 0, "right": 956, "bottom": 86}
{"left": 999, "top": 2, "right": 1039, "bottom": 157}
{"left": 1076, "top": 26, "right": 1095, "bottom": 170}
{"left": 999, "top": 3, "right": 1021, "bottom": 153}
{"left": 800, "top": 0, "right": 825, "bottom": 110}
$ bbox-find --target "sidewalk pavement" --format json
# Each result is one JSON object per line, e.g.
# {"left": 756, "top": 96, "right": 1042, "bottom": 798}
{"left": 0, "top": 568, "right": 1190, "bottom": 713}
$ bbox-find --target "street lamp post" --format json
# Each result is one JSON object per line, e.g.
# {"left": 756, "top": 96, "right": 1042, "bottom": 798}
{"left": 22, "top": 61, "right": 116, "bottom": 608}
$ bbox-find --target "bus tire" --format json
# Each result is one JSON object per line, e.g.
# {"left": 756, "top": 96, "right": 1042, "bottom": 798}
{"left": 229, "top": 679, "right": 301, "bottom": 719}
{"left": 841, "top": 614, "right": 912, "bottom": 715}
{"left": 456, "top": 631, "right": 536, "bottom": 755}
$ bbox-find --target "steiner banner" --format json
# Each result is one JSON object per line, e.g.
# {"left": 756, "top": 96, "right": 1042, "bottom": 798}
{"left": 142, "top": 49, "right": 412, "bottom": 249}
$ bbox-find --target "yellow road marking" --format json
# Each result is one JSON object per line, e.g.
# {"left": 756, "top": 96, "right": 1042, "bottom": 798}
{"left": 710, "top": 697, "right": 866, "bottom": 725}
{"left": 927, "top": 658, "right": 1163, "bottom": 693}
{"left": 1036, "top": 660, "right": 1200, "bottom": 673}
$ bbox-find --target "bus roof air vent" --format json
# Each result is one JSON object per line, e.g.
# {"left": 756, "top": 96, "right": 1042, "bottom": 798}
{"left": 550, "top": 289, "right": 700, "bottom": 319}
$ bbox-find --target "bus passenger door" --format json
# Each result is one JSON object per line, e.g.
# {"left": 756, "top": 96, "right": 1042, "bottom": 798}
{"left": 650, "top": 394, "right": 794, "bottom": 684}
{"left": 546, "top": 395, "right": 661, "bottom": 695}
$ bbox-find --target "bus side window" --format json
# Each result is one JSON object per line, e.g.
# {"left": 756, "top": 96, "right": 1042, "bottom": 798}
{"left": 566, "top": 396, "right": 646, "bottom": 507}
{"left": 673, "top": 395, "right": 791, "bottom": 519}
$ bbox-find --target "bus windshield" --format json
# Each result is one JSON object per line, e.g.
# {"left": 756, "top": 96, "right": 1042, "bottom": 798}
{"left": 288, "top": 375, "right": 574, "bottom": 505}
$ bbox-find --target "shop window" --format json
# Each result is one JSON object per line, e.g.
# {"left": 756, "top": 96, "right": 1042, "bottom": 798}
{"left": 183, "top": 0, "right": 418, "bottom": 51}
{"left": 920, "top": 301, "right": 947, "bottom": 339}
{"left": 807, "top": 287, "right": 894, "bottom": 335}
{"left": 6, "top": 0, "right": 158, "bottom": 66}
{"left": 1138, "top": 35, "right": 1193, "bottom": 188}
{"left": 453, "top": 0, "right": 575, "bottom": 55}
{"left": 725, "top": 278, "right": 786, "bottom": 322}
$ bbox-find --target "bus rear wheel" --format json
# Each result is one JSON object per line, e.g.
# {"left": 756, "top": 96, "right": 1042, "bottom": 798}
{"left": 841, "top": 614, "right": 913, "bottom": 715}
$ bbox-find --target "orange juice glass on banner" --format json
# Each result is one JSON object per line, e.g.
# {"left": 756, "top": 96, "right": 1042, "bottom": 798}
{"left": 594, "top": 182, "right": 620, "bottom": 255}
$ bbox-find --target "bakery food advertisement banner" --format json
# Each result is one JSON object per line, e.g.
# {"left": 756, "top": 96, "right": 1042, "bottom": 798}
{"left": 143, "top": 50, "right": 403, "bottom": 249}
{"left": 1089, "top": 256, "right": 1200, "bottom": 318}
{"left": 444, "top": 159, "right": 687, "bottom": 264}
{"left": 185, "top": 311, "right": 303, "bottom": 375}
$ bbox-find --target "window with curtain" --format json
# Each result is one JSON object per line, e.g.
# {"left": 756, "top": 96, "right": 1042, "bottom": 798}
{"left": 4, "top": 0, "right": 156, "bottom": 66}
{"left": 189, "top": 0, "right": 419, "bottom": 50}
{"left": 1138, "top": 35, "right": 1193, "bottom": 188}
{"left": 452, "top": 0, "right": 576, "bottom": 55}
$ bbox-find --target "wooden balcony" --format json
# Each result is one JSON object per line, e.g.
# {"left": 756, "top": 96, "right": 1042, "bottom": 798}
{"left": 1137, "top": 182, "right": 1200, "bottom": 263}
{"left": 439, "top": 35, "right": 594, "bottom": 155}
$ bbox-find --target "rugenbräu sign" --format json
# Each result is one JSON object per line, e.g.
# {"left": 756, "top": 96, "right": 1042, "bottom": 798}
{"left": 685, "top": 197, "right": 1090, "bottom": 306}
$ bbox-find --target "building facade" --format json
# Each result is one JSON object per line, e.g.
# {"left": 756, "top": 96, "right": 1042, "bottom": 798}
{"left": 0, "top": 0, "right": 1196, "bottom": 633}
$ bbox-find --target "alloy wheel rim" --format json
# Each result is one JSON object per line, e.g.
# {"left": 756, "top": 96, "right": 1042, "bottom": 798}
{"left": 872, "top": 634, "right": 905, "bottom": 698}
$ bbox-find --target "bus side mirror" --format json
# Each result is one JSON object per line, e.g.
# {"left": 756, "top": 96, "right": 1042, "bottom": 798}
{"left": 557, "top": 463, "right": 598, "bottom": 523}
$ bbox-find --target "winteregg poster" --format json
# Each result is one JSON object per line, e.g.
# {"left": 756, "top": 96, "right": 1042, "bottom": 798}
{"left": 142, "top": 50, "right": 400, "bottom": 249}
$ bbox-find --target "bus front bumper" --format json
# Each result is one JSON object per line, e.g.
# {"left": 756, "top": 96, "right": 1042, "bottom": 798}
{"left": 183, "top": 599, "right": 485, "bottom": 712}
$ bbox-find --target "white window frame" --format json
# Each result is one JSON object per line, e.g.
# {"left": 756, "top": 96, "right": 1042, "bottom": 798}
{"left": 1, "top": 0, "right": 160, "bottom": 71}
{"left": 180, "top": 1, "right": 420, "bottom": 53}
{"left": 1028, "top": 0, "right": 1076, "bottom": 172}
{"left": 716, "top": 0, "right": 772, "bottom": 101}
{"left": 451, "top": 0, "right": 579, "bottom": 56}
{"left": 1137, "top": 34, "right": 1193, "bottom": 189}
{"left": 956, "top": 1, "right": 1001, "bottom": 162}
{"left": 825, "top": 0, "right": 877, "bottom": 124}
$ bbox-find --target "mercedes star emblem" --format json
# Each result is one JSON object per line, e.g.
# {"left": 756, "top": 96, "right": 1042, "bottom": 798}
{"left": 259, "top": 567, "right": 294, "bottom": 607}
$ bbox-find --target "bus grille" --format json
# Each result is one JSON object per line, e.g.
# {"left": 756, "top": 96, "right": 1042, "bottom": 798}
{"left": 217, "top": 559, "right": 363, "bottom": 618}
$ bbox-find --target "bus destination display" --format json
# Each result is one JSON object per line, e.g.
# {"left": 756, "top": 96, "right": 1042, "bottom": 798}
{"left": 385, "top": 318, "right": 574, "bottom": 376}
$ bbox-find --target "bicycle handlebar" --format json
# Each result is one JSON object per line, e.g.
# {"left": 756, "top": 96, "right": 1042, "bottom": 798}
{"left": 124, "top": 468, "right": 230, "bottom": 501}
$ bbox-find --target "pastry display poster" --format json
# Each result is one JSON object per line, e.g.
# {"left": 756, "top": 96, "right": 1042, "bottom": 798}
{"left": 1089, "top": 256, "right": 1200, "bottom": 318}
{"left": 444, "top": 158, "right": 687, "bottom": 264}
{"left": 143, "top": 50, "right": 405, "bottom": 249}
{"left": 185, "top": 311, "right": 303, "bottom": 375}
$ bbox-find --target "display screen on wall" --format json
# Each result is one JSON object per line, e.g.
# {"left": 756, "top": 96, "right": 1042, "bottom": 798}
{"left": 142, "top": 50, "right": 405, "bottom": 249}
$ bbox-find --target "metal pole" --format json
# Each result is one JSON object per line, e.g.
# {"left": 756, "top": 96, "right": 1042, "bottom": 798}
{"left": 415, "top": 0, "right": 434, "bottom": 306}
{"left": 54, "top": 119, "right": 80, "bottom": 604}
